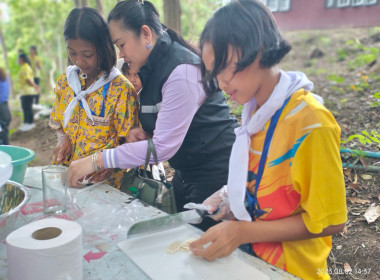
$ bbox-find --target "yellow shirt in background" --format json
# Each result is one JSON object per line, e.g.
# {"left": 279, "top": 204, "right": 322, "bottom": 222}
{"left": 18, "top": 63, "right": 35, "bottom": 95}
{"left": 30, "top": 56, "right": 42, "bottom": 78}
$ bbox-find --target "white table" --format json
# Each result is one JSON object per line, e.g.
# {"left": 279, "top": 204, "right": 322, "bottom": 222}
{"left": 0, "top": 166, "right": 300, "bottom": 280}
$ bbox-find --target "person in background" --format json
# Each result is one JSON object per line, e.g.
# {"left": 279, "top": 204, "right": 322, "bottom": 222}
{"left": 189, "top": 1, "right": 347, "bottom": 279}
{"left": 121, "top": 62, "right": 142, "bottom": 97}
{"left": 49, "top": 7, "right": 138, "bottom": 188}
{"left": 18, "top": 53, "right": 39, "bottom": 132}
{"left": 121, "top": 61, "right": 167, "bottom": 178}
{"left": 29, "top": 45, "right": 42, "bottom": 104}
{"left": 0, "top": 67, "right": 11, "bottom": 145}
{"left": 67, "top": 0, "right": 238, "bottom": 231}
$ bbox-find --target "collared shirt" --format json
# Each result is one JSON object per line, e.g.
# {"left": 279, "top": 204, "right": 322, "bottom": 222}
{"left": 19, "top": 63, "right": 35, "bottom": 95}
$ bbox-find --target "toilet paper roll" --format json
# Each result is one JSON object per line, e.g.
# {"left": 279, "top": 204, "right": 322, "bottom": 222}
{"left": 6, "top": 218, "right": 83, "bottom": 280}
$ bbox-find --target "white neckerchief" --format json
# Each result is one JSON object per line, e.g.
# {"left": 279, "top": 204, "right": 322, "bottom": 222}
{"left": 227, "top": 71, "right": 315, "bottom": 221}
{"left": 63, "top": 65, "right": 121, "bottom": 128}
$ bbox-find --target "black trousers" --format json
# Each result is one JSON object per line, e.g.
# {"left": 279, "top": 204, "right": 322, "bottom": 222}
{"left": 172, "top": 171, "right": 223, "bottom": 232}
{"left": 0, "top": 102, "right": 11, "bottom": 145}
{"left": 20, "top": 95, "right": 34, "bottom": 124}
{"left": 33, "top": 77, "right": 40, "bottom": 104}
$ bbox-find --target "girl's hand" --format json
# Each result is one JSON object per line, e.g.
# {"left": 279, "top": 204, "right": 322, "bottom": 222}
{"left": 189, "top": 221, "right": 244, "bottom": 261}
{"left": 68, "top": 156, "right": 94, "bottom": 187}
{"left": 54, "top": 134, "right": 72, "bottom": 164}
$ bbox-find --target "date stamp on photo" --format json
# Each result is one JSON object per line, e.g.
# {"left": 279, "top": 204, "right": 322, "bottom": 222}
{"left": 317, "top": 268, "right": 372, "bottom": 275}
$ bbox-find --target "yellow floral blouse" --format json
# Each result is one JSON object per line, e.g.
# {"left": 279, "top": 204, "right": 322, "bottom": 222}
{"left": 49, "top": 71, "right": 138, "bottom": 188}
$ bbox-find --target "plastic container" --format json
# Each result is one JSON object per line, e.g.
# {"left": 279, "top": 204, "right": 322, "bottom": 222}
{"left": 0, "top": 151, "right": 13, "bottom": 186}
{"left": 0, "top": 145, "right": 35, "bottom": 184}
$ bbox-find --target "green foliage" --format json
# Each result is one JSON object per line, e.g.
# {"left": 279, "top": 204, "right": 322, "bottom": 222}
{"left": 341, "top": 130, "right": 380, "bottom": 148}
{"left": 1, "top": 0, "right": 74, "bottom": 96}
{"left": 327, "top": 74, "right": 345, "bottom": 84}
{"left": 349, "top": 74, "right": 372, "bottom": 94}
{"left": 336, "top": 48, "right": 348, "bottom": 61}
{"left": 319, "top": 36, "right": 331, "bottom": 47}
{"left": 181, "top": 0, "right": 220, "bottom": 42}
{"left": 232, "top": 105, "right": 243, "bottom": 117}
{"left": 345, "top": 39, "right": 379, "bottom": 71}
{"left": 370, "top": 92, "right": 380, "bottom": 107}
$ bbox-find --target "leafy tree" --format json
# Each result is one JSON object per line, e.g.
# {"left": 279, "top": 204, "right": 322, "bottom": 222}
{"left": 0, "top": 0, "right": 223, "bottom": 100}
{"left": 2, "top": 0, "right": 74, "bottom": 99}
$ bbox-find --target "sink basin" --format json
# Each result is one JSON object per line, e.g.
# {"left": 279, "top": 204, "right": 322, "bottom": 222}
{"left": 0, "top": 180, "right": 30, "bottom": 241}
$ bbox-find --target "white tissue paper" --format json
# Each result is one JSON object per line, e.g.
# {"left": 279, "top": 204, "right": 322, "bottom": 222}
{"left": 6, "top": 218, "right": 83, "bottom": 280}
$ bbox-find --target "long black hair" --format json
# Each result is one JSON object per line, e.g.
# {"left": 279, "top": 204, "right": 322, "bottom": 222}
{"left": 18, "top": 53, "right": 31, "bottom": 66}
{"left": 64, "top": 7, "right": 116, "bottom": 78}
{"left": 108, "top": 0, "right": 198, "bottom": 55}
{"left": 200, "top": 0, "right": 291, "bottom": 96}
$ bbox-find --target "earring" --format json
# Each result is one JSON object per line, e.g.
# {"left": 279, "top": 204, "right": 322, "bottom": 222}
{"left": 80, "top": 73, "right": 87, "bottom": 79}
{"left": 146, "top": 42, "right": 152, "bottom": 50}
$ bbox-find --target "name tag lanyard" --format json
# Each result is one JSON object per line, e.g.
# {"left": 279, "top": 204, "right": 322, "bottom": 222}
{"left": 247, "top": 96, "right": 291, "bottom": 220}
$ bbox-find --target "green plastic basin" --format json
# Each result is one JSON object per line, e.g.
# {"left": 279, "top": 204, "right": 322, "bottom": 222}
{"left": 0, "top": 145, "right": 35, "bottom": 184}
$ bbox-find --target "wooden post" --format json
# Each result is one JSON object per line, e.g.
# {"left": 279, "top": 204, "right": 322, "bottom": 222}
{"left": 163, "top": 0, "right": 181, "bottom": 33}
{"left": 96, "top": 0, "right": 104, "bottom": 15}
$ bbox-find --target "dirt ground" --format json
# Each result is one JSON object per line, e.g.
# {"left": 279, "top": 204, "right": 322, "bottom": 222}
{"left": 7, "top": 27, "right": 380, "bottom": 279}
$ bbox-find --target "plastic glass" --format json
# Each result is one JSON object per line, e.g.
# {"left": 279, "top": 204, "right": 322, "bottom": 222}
{"left": 42, "top": 166, "right": 68, "bottom": 214}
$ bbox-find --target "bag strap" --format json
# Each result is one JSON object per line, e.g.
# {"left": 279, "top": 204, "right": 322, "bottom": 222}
{"left": 144, "top": 138, "right": 159, "bottom": 168}
{"left": 149, "top": 138, "right": 159, "bottom": 165}
{"left": 144, "top": 138, "right": 168, "bottom": 183}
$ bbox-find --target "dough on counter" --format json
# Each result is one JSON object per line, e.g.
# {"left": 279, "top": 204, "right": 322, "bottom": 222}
{"left": 166, "top": 238, "right": 198, "bottom": 254}
{"left": 180, "top": 238, "right": 197, "bottom": 252}
{"left": 166, "top": 241, "right": 182, "bottom": 254}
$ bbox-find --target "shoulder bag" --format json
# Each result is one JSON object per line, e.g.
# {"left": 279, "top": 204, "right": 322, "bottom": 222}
{"left": 120, "top": 138, "right": 177, "bottom": 214}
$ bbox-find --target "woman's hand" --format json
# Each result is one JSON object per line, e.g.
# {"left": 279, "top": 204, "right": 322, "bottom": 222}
{"left": 54, "top": 134, "right": 72, "bottom": 164}
{"left": 125, "top": 127, "right": 152, "bottom": 143}
{"left": 189, "top": 221, "right": 244, "bottom": 261}
{"left": 89, "top": 169, "right": 113, "bottom": 183}
{"left": 68, "top": 156, "right": 94, "bottom": 187}
{"left": 34, "top": 84, "right": 40, "bottom": 93}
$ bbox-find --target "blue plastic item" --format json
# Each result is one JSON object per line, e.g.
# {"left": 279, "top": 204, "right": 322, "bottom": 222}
{"left": 0, "top": 145, "right": 35, "bottom": 184}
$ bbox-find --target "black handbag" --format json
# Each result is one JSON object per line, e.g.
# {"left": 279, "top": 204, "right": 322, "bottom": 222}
{"left": 120, "top": 138, "right": 177, "bottom": 214}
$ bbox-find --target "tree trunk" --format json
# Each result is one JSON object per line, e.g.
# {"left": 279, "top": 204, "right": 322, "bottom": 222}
{"left": 0, "top": 22, "right": 14, "bottom": 99}
{"left": 163, "top": 0, "right": 181, "bottom": 33}
{"left": 73, "top": 0, "right": 80, "bottom": 8}
{"left": 95, "top": 0, "right": 104, "bottom": 15}
{"left": 81, "top": 0, "right": 89, "bottom": 7}
{"left": 73, "top": 0, "right": 89, "bottom": 8}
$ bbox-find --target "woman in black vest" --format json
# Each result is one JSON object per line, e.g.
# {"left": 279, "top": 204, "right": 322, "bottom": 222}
{"left": 67, "top": 0, "right": 237, "bottom": 228}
